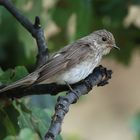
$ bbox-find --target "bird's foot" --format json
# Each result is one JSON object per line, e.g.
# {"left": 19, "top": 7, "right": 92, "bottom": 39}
{"left": 97, "top": 65, "right": 113, "bottom": 86}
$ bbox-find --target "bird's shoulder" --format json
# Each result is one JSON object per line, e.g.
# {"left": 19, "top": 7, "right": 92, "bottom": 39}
{"left": 52, "top": 39, "right": 93, "bottom": 59}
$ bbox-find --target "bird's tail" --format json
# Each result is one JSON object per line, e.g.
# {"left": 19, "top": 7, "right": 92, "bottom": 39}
{"left": 0, "top": 72, "right": 39, "bottom": 93}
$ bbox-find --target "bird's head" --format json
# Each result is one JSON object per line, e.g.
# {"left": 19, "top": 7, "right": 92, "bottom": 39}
{"left": 92, "top": 29, "right": 120, "bottom": 55}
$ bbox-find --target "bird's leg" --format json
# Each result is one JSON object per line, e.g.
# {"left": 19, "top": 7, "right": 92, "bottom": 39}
{"left": 64, "top": 81, "right": 79, "bottom": 103}
{"left": 97, "top": 65, "right": 112, "bottom": 86}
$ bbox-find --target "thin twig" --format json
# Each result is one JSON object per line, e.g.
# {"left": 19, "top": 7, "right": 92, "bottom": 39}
{"left": 0, "top": 0, "right": 48, "bottom": 68}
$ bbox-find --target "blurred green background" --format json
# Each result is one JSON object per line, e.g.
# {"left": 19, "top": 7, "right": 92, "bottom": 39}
{"left": 0, "top": 0, "right": 140, "bottom": 140}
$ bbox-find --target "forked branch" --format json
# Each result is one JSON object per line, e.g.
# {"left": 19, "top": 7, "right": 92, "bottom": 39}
{"left": 0, "top": 0, "right": 48, "bottom": 68}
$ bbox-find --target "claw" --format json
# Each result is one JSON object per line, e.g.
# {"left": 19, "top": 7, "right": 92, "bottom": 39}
{"left": 96, "top": 65, "right": 112, "bottom": 87}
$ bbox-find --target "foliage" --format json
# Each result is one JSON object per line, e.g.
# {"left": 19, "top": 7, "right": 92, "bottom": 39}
{"left": 0, "top": 66, "right": 62, "bottom": 139}
{"left": 0, "top": 100, "right": 62, "bottom": 140}
{"left": 0, "top": 66, "right": 28, "bottom": 85}
{"left": 0, "top": 0, "right": 140, "bottom": 139}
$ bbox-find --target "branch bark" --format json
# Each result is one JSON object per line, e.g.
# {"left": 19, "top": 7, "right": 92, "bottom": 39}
{"left": 45, "top": 65, "right": 112, "bottom": 140}
{"left": 0, "top": 0, "right": 48, "bottom": 68}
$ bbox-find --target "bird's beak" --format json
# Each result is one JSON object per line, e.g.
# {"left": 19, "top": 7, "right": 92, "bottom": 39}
{"left": 113, "top": 45, "right": 120, "bottom": 50}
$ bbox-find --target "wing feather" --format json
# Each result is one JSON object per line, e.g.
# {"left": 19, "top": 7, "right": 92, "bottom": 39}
{"left": 36, "top": 41, "right": 92, "bottom": 83}
{"left": 0, "top": 72, "right": 39, "bottom": 93}
{"left": 0, "top": 40, "right": 92, "bottom": 93}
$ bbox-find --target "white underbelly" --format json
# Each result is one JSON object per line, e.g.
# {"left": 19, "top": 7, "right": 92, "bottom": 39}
{"left": 56, "top": 57, "right": 100, "bottom": 84}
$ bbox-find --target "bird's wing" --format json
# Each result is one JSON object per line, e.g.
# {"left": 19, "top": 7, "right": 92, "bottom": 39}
{"left": 0, "top": 40, "right": 92, "bottom": 93}
{"left": 36, "top": 41, "right": 92, "bottom": 83}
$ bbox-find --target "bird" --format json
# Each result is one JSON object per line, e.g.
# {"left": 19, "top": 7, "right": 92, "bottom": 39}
{"left": 0, "top": 29, "right": 119, "bottom": 93}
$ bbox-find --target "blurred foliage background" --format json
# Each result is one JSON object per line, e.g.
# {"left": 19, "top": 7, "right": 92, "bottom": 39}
{"left": 0, "top": 0, "right": 140, "bottom": 140}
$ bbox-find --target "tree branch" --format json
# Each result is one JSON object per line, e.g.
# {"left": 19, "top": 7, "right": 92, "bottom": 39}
{"left": 0, "top": 0, "right": 48, "bottom": 68}
{"left": 0, "top": 66, "right": 112, "bottom": 99}
{"left": 45, "top": 65, "right": 112, "bottom": 140}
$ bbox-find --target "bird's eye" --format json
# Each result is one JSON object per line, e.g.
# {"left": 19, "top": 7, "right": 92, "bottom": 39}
{"left": 102, "top": 37, "right": 107, "bottom": 41}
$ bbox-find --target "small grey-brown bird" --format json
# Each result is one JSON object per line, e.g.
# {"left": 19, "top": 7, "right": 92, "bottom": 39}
{"left": 0, "top": 29, "right": 119, "bottom": 93}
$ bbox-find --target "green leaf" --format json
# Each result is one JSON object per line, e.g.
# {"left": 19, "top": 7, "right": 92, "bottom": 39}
{"left": 0, "top": 103, "right": 19, "bottom": 139}
{"left": 4, "top": 128, "right": 40, "bottom": 140}
{"left": 0, "top": 66, "right": 28, "bottom": 85}
{"left": 0, "top": 69, "right": 14, "bottom": 84}
{"left": 131, "top": 112, "right": 140, "bottom": 133}
{"left": 11, "top": 66, "right": 28, "bottom": 82}
{"left": 18, "top": 128, "right": 39, "bottom": 140}
{"left": 13, "top": 101, "right": 52, "bottom": 139}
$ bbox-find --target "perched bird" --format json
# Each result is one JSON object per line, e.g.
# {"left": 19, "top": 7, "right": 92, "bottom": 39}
{"left": 0, "top": 29, "right": 119, "bottom": 93}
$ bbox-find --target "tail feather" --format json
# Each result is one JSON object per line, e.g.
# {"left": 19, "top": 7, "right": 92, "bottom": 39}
{"left": 0, "top": 72, "right": 39, "bottom": 93}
